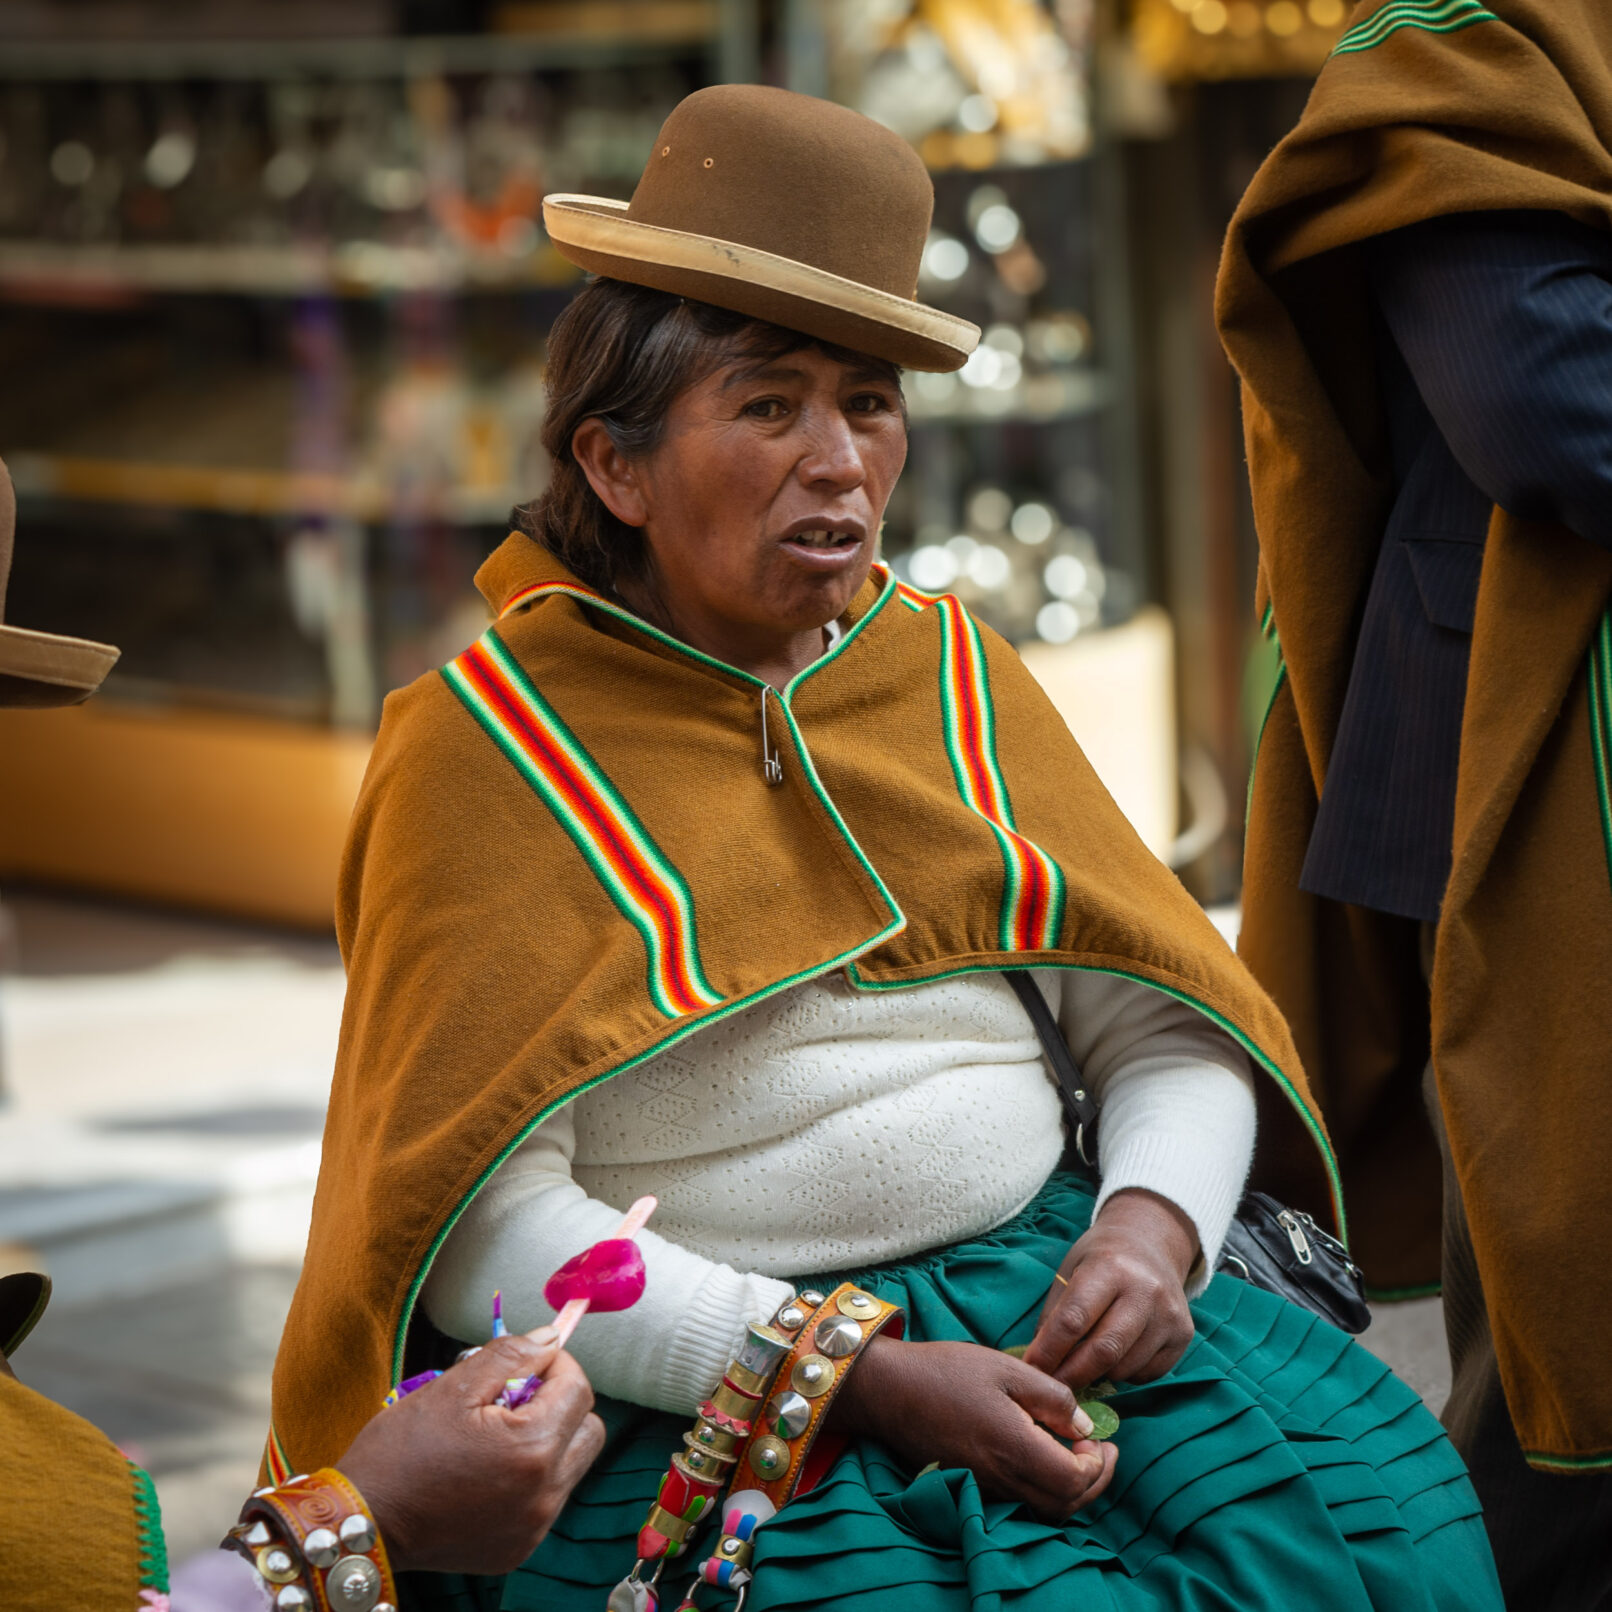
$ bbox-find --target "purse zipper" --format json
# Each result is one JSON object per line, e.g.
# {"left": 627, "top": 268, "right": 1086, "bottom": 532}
{"left": 1278, "top": 1208, "right": 1314, "bottom": 1265}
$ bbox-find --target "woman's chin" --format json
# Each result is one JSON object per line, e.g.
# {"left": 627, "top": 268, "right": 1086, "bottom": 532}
{"left": 756, "top": 547, "right": 872, "bottom": 625}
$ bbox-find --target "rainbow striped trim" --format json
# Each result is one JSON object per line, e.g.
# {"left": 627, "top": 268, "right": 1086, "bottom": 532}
{"left": 897, "top": 582, "right": 1066, "bottom": 951}
{"left": 264, "top": 1424, "right": 294, "bottom": 1485}
{"left": 501, "top": 576, "right": 609, "bottom": 619}
{"left": 443, "top": 630, "right": 722, "bottom": 1020}
{"left": 1333, "top": 0, "right": 1497, "bottom": 56}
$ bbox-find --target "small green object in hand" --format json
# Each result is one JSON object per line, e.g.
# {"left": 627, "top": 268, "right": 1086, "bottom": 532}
{"left": 1079, "top": 1398, "right": 1121, "bottom": 1441}
{"left": 1001, "top": 1349, "right": 1121, "bottom": 1439}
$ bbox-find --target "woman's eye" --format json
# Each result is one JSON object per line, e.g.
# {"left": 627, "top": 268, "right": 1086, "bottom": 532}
{"left": 743, "top": 397, "right": 787, "bottom": 420}
{"left": 850, "top": 392, "right": 895, "bottom": 414}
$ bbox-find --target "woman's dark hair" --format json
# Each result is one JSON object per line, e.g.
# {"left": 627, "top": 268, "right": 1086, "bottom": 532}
{"left": 514, "top": 278, "right": 903, "bottom": 599}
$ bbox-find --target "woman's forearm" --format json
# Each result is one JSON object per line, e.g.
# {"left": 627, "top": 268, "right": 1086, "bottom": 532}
{"left": 1091, "top": 1056, "right": 1254, "bottom": 1290}
{"left": 419, "top": 1116, "right": 791, "bottom": 1412}
{"left": 1052, "top": 970, "right": 1255, "bottom": 1288}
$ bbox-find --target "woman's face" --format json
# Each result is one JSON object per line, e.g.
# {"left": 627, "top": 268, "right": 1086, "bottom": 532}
{"left": 576, "top": 342, "right": 907, "bottom": 681}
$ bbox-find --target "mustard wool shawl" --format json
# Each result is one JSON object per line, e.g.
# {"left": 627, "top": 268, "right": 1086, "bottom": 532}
{"left": 268, "top": 534, "right": 1331, "bottom": 1474}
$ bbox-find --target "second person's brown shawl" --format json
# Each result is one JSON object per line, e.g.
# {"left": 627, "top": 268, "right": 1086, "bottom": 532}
{"left": 1218, "top": 0, "right": 1612, "bottom": 1470}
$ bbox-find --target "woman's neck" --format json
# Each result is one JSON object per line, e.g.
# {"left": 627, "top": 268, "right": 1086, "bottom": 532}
{"left": 616, "top": 576, "right": 831, "bottom": 692}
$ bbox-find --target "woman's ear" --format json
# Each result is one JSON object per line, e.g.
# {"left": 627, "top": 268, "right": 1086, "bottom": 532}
{"left": 571, "top": 419, "right": 649, "bottom": 529}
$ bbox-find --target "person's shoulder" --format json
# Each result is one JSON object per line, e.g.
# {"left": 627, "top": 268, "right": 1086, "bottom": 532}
{"left": 355, "top": 649, "right": 526, "bottom": 838}
{"left": 370, "top": 661, "right": 476, "bottom": 776}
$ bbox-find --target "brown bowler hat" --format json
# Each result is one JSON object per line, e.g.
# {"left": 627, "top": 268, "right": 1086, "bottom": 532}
{"left": 0, "top": 457, "right": 119, "bottom": 707}
{"left": 544, "top": 85, "right": 980, "bottom": 373}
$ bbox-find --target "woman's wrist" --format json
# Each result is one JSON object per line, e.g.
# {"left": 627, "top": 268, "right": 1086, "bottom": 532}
{"left": 330, "top": 1454, "right": 411, "bottom": 1573}
{"left": 1092, "top": 1188, "right": 1199, "bottom": 1285}
{"left": 825, "top": 1331, "right": 900, "bottom": 1437}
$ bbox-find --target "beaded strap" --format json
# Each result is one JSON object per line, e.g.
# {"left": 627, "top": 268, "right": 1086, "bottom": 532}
{"left": 224, "top": 1468, "right": 396, "bottom": 1612}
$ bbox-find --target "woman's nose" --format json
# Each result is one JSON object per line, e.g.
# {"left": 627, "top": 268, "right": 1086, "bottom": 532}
{"left": 797, "top": 413, "right": 867, "bottom": 490}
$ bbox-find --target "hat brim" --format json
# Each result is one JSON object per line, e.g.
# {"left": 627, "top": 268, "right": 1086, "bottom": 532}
{"left": 0, "top": 622, "right": 119, "bottom": 708}
{"left": 0, "top": 1271, "right": 50, "bottom": 1358}
{"left": 544, "top": 196, "right": 980, "bottom": 373}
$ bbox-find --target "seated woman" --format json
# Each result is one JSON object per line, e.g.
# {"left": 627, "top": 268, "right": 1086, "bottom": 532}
{"left": 270, "top": 85, "right": 1501, "bottom": 1612}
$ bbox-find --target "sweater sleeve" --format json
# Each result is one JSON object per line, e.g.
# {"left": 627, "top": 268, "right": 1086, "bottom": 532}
{"left": 1050, "top": 970, "right": 1255, "bottom": 1293}
{"left": 420, "top": 1104, "right": 793, "bottom": 1415}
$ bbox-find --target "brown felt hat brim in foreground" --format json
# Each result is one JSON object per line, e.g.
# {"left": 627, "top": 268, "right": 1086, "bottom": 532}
{"left": 0, "top": 622, "right": 120, "bottom": 707}
{"left": 544, "top": 195, "right": 979, "bottom": 373}
{"left": 0, "top": 1271, "right": 51, "bottom": 1358}
{"left": 0, "top": 454, "right": 120, "bottom": 706}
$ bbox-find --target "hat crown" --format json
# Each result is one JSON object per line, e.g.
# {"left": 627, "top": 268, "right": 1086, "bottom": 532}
{"left": 627, "top": 85, "right": 934, "bottom": 300}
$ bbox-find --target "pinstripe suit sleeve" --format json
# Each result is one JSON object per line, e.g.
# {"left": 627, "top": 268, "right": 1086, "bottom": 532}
{"left": 1369, "top": 209, "right": 1612, "bottom": 552}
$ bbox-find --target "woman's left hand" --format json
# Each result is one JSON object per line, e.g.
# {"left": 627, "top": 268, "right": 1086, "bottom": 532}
{"left": 1021, "top": 1189, "right": 1198, "bottom": 1392}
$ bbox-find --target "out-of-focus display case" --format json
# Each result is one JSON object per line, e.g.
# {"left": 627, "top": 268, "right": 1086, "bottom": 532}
{"left": 1131, "top": 0, "right": 1346, "bottom": 80}
{"left": 0, "top": 0, "right": 1174, "bottom": 924}
{"left": 807, "top": 0, "right": 1139, "bottom": 656}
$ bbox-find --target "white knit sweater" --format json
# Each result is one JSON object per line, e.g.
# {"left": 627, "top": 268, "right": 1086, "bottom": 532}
{"left": 422, "top": 968, "right": 1255, "bottom": 1413}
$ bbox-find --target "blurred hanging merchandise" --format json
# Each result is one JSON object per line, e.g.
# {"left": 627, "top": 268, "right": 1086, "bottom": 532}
{"left": 1129, "top": 0, "right": 1347, "bottom": 80}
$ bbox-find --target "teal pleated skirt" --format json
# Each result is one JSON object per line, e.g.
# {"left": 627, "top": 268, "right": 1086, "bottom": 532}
{"left": 398, "top": 1173, "right": 1501, "bottom": 1612}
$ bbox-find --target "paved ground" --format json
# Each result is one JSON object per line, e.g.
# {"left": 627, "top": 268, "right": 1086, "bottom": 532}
{"left": 0, "top": 891, "right": 341, "bottom": 1562}
{"left": 0, "top": 889, "right": 1452, "bottom": 1570}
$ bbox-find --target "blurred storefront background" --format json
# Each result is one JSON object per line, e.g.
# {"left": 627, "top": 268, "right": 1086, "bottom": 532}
{"left": 0, "top": 0, "right": 1341, "bottom": 924}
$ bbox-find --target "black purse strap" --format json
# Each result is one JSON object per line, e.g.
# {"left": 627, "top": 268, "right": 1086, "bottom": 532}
{"left": 1003, "top": 970, "right": 1098, "bottom": 1166}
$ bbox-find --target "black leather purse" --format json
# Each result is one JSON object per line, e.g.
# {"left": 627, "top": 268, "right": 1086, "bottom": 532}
{"left": 1004, "top": 971, "right": 1371, "bottom": 1336}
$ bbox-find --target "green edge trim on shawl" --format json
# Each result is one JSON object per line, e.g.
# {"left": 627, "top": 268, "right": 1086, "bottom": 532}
{"left": 847, "top": 958, "right": 1349, "bottom": 1244}
{"left": 1524, "top": 1448, "right": 1612, "bottom": 1473}
{"left": 498, "top": 562, "right": 900, "bottom": 710}
{"left": 1332, "top": 0, "right": 1498, "bottom": 57}
{"left": 1367, "top": 1281, "right": 1442, "bottom": 1302}
{"left": 1586, "top": 612, "right": 1612, "bottom": 884}
{"left": 1247, "top": 617, "right": 1288, "bottom": 820}
{"left": 130, "top": 1460, "right": 169, "bottom": 1596}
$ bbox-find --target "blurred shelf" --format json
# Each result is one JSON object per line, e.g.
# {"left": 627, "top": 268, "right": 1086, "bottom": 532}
{"left": 0, "top": 239, "right": 582, "bottom": 300}
{"left": 7, "top": 450, "right": 518, "bottom": 525}
{"left": 0, "top": 699, "right": 371, "bottom": 930}
{"left": 0, "top": 14, "right": 722, "bottom": 81}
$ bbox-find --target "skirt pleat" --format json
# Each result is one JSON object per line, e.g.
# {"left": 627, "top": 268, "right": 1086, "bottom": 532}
{"left": 409, "top": 1173, "right": 1500, "bottom": 1612}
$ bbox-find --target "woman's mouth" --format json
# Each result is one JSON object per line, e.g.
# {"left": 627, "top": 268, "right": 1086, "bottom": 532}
{"left": 781, "top": 528, "right": 864, "bottom": 568}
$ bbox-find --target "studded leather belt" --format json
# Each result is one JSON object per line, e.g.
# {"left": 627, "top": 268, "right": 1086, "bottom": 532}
{"left": 738, "top": 1282, "right": 904, "bottom": 1510}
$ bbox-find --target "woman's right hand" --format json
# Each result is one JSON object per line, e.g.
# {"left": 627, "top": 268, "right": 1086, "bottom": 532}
{"left": 828, "top": 1335, "right": 1117, "bottom": 1520}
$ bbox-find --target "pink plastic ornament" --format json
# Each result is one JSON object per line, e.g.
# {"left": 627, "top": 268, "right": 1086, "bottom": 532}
{"left": 544, "top": 1238, "right": 648, "bottom": 1314}
{"left": 545, "top": 1195, "right": 656, "bottom": 1347}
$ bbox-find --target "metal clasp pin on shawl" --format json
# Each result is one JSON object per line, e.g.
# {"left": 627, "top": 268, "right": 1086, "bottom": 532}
{"left": 759, "top": 686, "right": 784, "bottom": 786}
